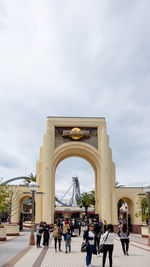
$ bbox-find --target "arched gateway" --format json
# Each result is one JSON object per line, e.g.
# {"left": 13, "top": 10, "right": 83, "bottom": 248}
{"left": 34, "top": 117, "right": 143, "bottom": 232}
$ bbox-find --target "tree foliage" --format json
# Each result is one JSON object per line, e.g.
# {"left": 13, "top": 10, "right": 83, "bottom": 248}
{"left": 0, "top": 179, "right": 12, "bottom": 222}
{"left": 136, "top": 196, "right": 148, "bottom": 221}
{"left": 77, "top": 191, "right": 95, "bottom": 215}
{"left": 89, "top": 190, "right": 95, "bottom": 206}
{"left": 23, "top": 173, "right": 36, "bottom": 185}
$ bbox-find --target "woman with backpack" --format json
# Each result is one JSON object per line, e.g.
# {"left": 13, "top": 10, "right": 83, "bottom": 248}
{"left": 83, "top": 223, "right": 95, "bottom": 267}
{"left": 100, "top": 224, "right": 114, "bottom": 267}
{"left": 118, "top": 223, "right": 130, "bottom": 255}
{"left": 53, "top": 222, "right": 62, "bottom": 252}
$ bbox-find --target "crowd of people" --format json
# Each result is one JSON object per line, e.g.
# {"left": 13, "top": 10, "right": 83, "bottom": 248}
{"left": 35, "top": 217, "right": 130, "bottom": 267}
{"left": 36, "top": 218, "right": 82, "bottom": 252}
{"left": 83, "top": 218, "right": 130, "bottom": 267}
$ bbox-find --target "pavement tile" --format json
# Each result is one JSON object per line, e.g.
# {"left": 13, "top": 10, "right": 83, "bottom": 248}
{"left": 2, "top": 231, "right": 150, "bottom": 267}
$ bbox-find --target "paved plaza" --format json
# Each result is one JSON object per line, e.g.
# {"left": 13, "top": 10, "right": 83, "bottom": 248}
{"left": 0, "top": 230, "right": 150, "bottom": 267}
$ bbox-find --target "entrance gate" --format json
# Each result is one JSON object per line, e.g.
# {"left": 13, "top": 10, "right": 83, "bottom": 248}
{"left": 35, "top": 117, "right": 143, "bottom": 233}
{"left": 35, "top": 117, "right": 116, "bottom": 224}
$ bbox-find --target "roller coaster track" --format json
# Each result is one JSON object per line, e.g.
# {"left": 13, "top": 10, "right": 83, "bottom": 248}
{"left": 1, "top": 176, "right": 81, "bottom": 206}
{"left": 1, "top": 176, "right": 31, "bottom": 185}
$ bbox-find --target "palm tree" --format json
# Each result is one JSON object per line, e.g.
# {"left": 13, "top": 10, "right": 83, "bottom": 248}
{"left": 23, "top": 173, "right": 36, "bottom": 185}
{"left": 89, "top": 190, "right": 95, "bottom": 206}
{"left": 77, "top": 192, "right": 93, "bottom": 216}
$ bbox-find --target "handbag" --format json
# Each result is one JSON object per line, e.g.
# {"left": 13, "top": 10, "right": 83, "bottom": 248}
{"left": 98, "top": 232, "right": 109, "bottom": 254}
{"left": 81, "top": 241, "right": 89, "bottom": 252}
{"left": 98, "top": 243, "right": 105, "bottom": 253}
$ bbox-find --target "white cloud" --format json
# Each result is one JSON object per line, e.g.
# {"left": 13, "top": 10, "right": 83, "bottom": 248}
{"left": 0, "top": 0, "right": 150, "bottom": 191}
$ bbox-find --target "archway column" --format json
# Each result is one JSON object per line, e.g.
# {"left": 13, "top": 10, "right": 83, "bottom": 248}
{"left": 42, "top": 127, "right": 54, "bottom": 224}
{"left": 100, "top": 130, "right": 111, "bottom": 223}
{"left": 95, "top": 167, "right": 101, "bottom": 215}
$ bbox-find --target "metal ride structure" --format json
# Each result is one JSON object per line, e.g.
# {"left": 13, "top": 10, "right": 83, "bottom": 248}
{"left": 1, "top": 176, "right": 81, "bottom": 207}
{"left": 55, "top": 176, "right": 81, "bottom": 206}
{"left": 1, "top": 176, "right": 31, "bottom": 185}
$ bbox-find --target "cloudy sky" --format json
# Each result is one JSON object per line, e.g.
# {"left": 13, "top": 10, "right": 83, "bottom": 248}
{"left": 0, "top": 0, "right": 150, "bottom": 198}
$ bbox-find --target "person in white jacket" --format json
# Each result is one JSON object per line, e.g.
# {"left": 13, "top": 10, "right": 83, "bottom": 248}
{"left": 100, "top": 224, "right": 114, "bottom": 267}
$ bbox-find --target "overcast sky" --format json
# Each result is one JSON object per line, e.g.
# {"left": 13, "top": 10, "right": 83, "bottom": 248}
{"left": 0, "top": 1, "right": 150, "bottom": 198}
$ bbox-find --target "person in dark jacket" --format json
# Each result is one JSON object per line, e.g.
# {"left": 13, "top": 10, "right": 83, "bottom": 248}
{"left": 94, "top": 219, "right": 102, "bottom": 254}
{"left": 78, "top": 219, "right": 82, "bottom": 236}
{"left": 83, "top": 223, "right": 95, "bottom": 267}
{"left": 118, "top": 223, "right": 130, "bottom": 255}
{"left": 42, "top": 222, "right": 50, "bottom": 247}
{"left": 69, "top": 220, "right": 74, "bottom": 235}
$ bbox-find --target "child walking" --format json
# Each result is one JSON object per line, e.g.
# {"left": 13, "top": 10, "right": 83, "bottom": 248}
{"left": 64, "top": 229, "right": 71, "bottom": 253}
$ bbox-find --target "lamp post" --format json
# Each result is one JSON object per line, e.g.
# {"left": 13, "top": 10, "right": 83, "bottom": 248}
{"left": 143, "top": 183, "right": 150, "bottom": 246}
{"left": 28, "top": 182, "right": 39, "bottom": 245}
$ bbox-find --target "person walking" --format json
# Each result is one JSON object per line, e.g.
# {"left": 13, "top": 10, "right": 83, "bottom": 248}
{"left": 69, "top": 219, "right": 74, "bottom": 235}
{"left": 118, "top": 223, "right": 130, "bottom": 255}
{"left": 78, "top": 219, "right": 82, "bottom": 236}
{"left": 63, "top": 220, "right": 70, "bottom": 240}
{"left": 103, "top": 220, "right": 107, "bottom": 233}
{"left": 100, "top": 224, "right": 114, "bottom": 267}
{"left": 36, "top": 221, "right": 43, "bottom": 248}
{"left": 83, "top": 223, "right": 95, "bottom": 267}
{"left": 64, "top": 229, "right": 72, "bottom": 253}
{"left": 94, "top": 218, "right": 102, "bottom": 255}
{"left": 53, "top": 222, "right": 62, "bottom": 252}
{"left": 43, "top": 222, "right": 50, "bottom": 247}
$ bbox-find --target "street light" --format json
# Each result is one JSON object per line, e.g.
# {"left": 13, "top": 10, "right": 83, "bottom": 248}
{"left": 28, "top": 182, "right": 39, "bottom": 245}
{"left": 143, "top": 183, "right": 150, "bottom": 246}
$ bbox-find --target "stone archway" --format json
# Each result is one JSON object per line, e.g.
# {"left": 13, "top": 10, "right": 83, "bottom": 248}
{"left": 117, "top": 197, "right": 134, "bottom": 229}
{"left": 34, "top": 116, "right": 144, "bottom": 233}
{"left": 114, "top": 188, "right": 144, "bottom": 233}
{"left": 35, "top": 117, "right": 116, "bottom": 224}
{"left": 11, "top": 187, "right": 31, "bottom": 224}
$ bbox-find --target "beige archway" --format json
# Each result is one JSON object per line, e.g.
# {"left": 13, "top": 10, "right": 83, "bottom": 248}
{"left": 34, "top": 117, "right": 144, "bottom": 233}
{"left": 35, "top": 117, "right": 115, "bottom": 224}
{"left": 11, "top": 186, "right": 31, "bottom": 223}
{"left": 113, "top": 188, "right": 144, "bottom": 233}
{"left": 9, "top": 117, "right": 145, "bottom": 233}
{"left": 117, "top": 197, "right": 134, "bottom": 225}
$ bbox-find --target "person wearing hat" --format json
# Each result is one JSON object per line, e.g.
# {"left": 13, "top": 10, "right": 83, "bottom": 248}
{"left": 63, "top": 220, "right": 70, "bottom": 240}
{"left": 83, "top": 223, "right": 96, "bottom": 267}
